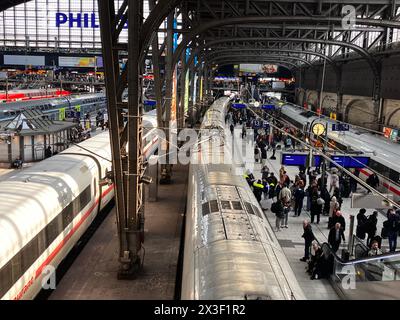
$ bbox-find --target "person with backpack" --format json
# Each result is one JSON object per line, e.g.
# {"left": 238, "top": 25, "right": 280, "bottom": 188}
{"left": 271, "top": 199, "right": 284, "bottom": 232}
{"left": 356, "top": 208, "right": 368, "bottom": 240}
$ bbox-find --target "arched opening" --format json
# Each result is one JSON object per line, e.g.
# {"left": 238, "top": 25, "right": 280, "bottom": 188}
{"left": 387, "top": 108, "right": 400, "bottom": 127}
{"left": 345, "top": 99, "right": 376, "bottom": 129}
{"left": 306, "top": 91, "right": 318, "bottom": 111}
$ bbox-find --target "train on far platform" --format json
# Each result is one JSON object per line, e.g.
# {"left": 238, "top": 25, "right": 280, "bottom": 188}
{"left": 0, "top": 93, "right": 107, "bottom": 122}
{"left": 0, "top": 88, "right": 71, "bottom": 103}
{"left": 277, "top": 102, "right": 400, "bottom": 202}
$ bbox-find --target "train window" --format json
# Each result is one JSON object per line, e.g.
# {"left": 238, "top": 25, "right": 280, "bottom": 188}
{"left": 45, "top": 217, "right": 61, "bottom": 247}
{"left": 11, "top": 253, "right": 22, "bottom": 284}
{"left": 244, "top": 202, "right": 255, "bottom": 215}
{"left": 79, "top": 185, "right": 91, "bottom": 212}
{"left": 231, "top": 201, "right": 242, "bottom": 210}
{"left": 209, "top": 200, "right": 219, "bottom": 213}
{"left": 389, "top": 169, "right": 400, "bottom": 183}
{"left": 94, "top": 179, "right": 97, "bottom": 197}
{"left": 20, "top": 237, "right": 39, "bottom": 273}
{"left": 220, "top": 200, "right": 231, "bottom": 210}
{"left": 202, "top": 202, "right": 210, "bottom": 216}
{"left": 61, "top": 203, "right": 74, "bottom": 228}
{"left": 0, "top": 261, "right": 13, "bottom": 298}
{"left": 369, "top": 159, "right": 390, "bottom": 179}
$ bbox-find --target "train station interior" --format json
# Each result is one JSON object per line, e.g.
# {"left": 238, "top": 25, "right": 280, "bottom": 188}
{"left": 1, "top": 0, "right": 400, "bottom": 303}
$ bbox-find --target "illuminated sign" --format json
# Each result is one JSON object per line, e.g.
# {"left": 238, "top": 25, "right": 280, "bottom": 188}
{"left": 281, "top": 154, "right": 308, "bottom": 167}
{"left": 56, "top": 12, "right": 101, "bottom": 28}
{"left": 282, "top": 153, "right": 322, "bottom": 167}
{"left": 59, "top": 56, "right": 97, "bottom": 68}
{"left": 231, "top": 103, "right": 246, "bottom": 109}
{"left": 261, "top": 104, "right": 275, "bottom": 110}
{"left": 332, "top": 123, "right": 350, "bottom": 131}
{"left": 330, "top": 156, "right": 370, "bottom": 168}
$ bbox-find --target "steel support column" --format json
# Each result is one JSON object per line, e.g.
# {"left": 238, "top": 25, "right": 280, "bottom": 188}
{"left": 98, "top": 0, "right": 144, "bottom": 279}
{"left": 160, "top": 11, "right": 175, "bottom": 184}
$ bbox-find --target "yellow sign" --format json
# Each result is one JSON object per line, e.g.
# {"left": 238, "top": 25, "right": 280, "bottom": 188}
{"left": 59, "top": 107, "right": 65, "bottom": 121}
{"left": 330, "top": 112, "right": 337, "bottom": 120}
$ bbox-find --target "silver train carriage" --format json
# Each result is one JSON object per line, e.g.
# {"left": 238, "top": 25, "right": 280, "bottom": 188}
{"left": 0, "top": 93, "right": 107, "bottom": 122}
{"left": 0, "top": 109, "right": 159, "bottom": 300}
{"left": 182, "top": 97, "right": 305, "bottom": 300}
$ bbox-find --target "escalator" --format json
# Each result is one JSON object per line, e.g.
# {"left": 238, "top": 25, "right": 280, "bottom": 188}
{"left": 320, "top": 241, "right": 400, "bottom": 299}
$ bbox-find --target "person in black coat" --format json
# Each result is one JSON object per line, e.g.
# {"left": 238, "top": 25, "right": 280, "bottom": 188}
{"left": 328, "top": 223, "right": 345, "bottom": 253}
{"left": 331, "top": 210, "right": 346, "bottom": 241}
{"left": 293, "top": 186, "right": 305, "bottom": 217}
{"left": 356, "top": 208, "right": 368, "bottom": 240}
{"left": 365, "top": 211, "right": 378, "bottom": 247}
{"left": 300, "top": 220, "right": 315, "bottom": 261}
{"left": 366, "top": 173, "right": 380, "bottom": 192}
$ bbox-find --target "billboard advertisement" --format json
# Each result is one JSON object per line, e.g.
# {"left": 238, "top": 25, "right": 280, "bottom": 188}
{"left": 59, "top": 56, "right": 97, "bottom": 68}
{"left": 239, "top": 64, "right": 278, "bottom": 74}
{"left": 4, "top": 55, "right": 45, "bottom": 66}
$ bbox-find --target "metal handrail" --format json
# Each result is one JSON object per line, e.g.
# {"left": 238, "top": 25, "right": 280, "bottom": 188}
{"left": 320, "top": 241, "right": 400, "bottom": 266}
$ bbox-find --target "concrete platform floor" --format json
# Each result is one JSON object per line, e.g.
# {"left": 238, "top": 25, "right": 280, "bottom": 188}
{"left": 49, "top": 164, "right": 188, "bottom": 300}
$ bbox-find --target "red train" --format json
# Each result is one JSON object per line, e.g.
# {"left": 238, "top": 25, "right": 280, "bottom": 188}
{"left": 0, "top": 88, "right": 71, "bottom": 103}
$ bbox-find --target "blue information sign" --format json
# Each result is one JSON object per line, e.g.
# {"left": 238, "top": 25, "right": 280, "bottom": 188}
{"left": 282, "top": 153, "right": 323, "bottom": 167}
{"left": 332, "top": 123, "right": 350, "bottom": 132}
{"left": 313, "top": 155, "right": 322, "bottom": 167}
{"left": 330, "top": 156, "right": 369, "bottom": 168}
{"left": 232, "top": 103, "right": 246, "bottom": 109}
{"left": 261, "top": 104, "right": 275, "bottom": 110}
{"left": 282, "top": 154, "right": 308, "bottom": 167}
{"left": 144, "top": 100, "right": 157, "bottom": 106}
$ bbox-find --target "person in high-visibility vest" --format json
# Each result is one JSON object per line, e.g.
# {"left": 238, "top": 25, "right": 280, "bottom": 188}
{"left": 253, "top": 180, "right": 264, "bottom": 202}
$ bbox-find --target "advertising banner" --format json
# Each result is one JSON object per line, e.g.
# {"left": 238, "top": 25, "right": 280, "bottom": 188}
{"left": 4, "top": 55, "right": 45, "bottom": 66}
{"left": 59, "top": 56, "right": 96, "bottom": 68}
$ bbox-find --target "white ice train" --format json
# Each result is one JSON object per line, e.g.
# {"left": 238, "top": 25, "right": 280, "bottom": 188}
{"left": 0, "top": 109, "right": 159, "bottom": 300}
{"left": 278, "top": 102, "right": 400, "bottom": 201}
{"left": 182, "top": 97, "right": 305, "bottom": 300}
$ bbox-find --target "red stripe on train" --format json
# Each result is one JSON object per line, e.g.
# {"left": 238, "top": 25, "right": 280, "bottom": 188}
{"left": 359, "top": 168, "right": 400, "bottom": 196}
{"left": 12, "top": 184, "right": 114, "bottom": 300}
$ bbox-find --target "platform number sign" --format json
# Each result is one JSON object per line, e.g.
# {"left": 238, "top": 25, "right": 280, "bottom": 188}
{"left": 332, "top": 123, "right": 350, "bottom": 132}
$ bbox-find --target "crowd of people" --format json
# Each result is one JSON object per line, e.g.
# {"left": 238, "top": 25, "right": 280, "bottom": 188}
{"left": 225, "top": 105, "right": 400, "bottom": 282}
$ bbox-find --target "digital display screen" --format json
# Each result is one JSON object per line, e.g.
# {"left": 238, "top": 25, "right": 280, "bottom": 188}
{"left": 330, "top": 156, "right": 370, "bottom": 168}
{"left": 313, "top": 155, "right": 321, "bottom": 167}
{"left": 4, "top": 55, "right": 45, "bottom": 66}
{"left": 232, "top": 103, "right": 246, "bottom": 109}
{"left": 59, "top": 56, "right": 96, "bottom": 68}
{"left": 261, "top": 104, "right": 275, "bottom": 110}
{"left": 281, "top": 154, "right": 307, "bottom": 167}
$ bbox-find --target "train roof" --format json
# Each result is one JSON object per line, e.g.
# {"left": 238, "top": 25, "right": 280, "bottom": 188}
{"left": 0, "top": 93, "right": 106, "bottom": 112}
{"left": 0, "top": 131, "right": 111, "bottom": 269}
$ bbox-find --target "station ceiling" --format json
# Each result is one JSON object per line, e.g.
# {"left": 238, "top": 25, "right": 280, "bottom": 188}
{"left": 0, "top": 0, "right": 25, "bottom": 12}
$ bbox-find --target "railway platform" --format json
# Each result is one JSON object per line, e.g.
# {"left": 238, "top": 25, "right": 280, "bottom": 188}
{"left": 48, "top": 163, "right": 188, "bottom": 300}
{"left": 240, "top": 127, "right": 391, "bottom": 300}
